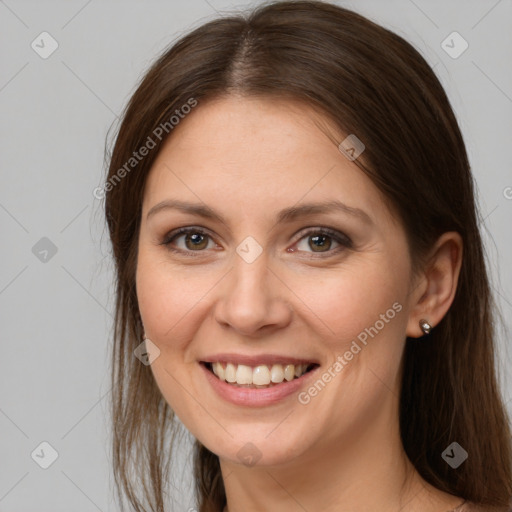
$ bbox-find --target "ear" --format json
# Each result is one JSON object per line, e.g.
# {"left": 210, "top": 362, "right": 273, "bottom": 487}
{"left": 406, "top": 231, "right": 463, "bottom": 338}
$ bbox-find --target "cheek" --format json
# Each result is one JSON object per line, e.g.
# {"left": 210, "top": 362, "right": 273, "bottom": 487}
{"left": 289, "top": 258, "right": 410, "bottom": 394}
{"left": 136, "top": 263, "right": 177, "bottom": 339}
{"left": 135, "top": 252, "right": 208, "bottom": 420}
{"left": 290, "top": 265, "right": 408, "bottom": 427}
{"left": 135, "top": 250, "right": 214, "bottom": 354}
{"left": 293, "top": 262, "right": 406, "bottom": 342}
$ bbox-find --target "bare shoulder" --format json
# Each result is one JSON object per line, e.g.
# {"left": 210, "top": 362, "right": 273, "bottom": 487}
{"left": 459, "top": 503, "right": 511, "bottom": 512}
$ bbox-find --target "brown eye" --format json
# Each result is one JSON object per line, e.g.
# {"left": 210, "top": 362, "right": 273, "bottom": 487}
{"left": 162, "top": 226, "right": 352, "bottom": 258}
{"left": 182, "top": 232, "right": 209, "bottom": 250}
{"left": 292, "top": 228, "right": 352, "bottom": 256}
{"left": 308, "top": 233, "right": 333, "bottom": 252}
{"left": 162, "top": 227, "right": 214, "bottom": 254}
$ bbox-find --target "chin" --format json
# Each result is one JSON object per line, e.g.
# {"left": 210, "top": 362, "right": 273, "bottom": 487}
{"left": 204, "top": 423, "right": 315, "bottom": 468}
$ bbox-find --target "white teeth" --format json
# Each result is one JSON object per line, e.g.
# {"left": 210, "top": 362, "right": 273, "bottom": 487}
{"left": 211, "top": 362, "right": 311, "bottom": 386}
{"left": 212, "top": 362, "right": 225, "bottom": 381}
{"left": 270, "top": 364, "right": 284, "bottom": 383}
{"left": 236, "top": 364, "right": 253, "bottom": 384}
{"left": 225, "top": 362, "right": 237, "bottom": 383}
{"left": 253, "top": 365, "right": 271, "bottom": 385}
{"left": 284, "top": 364, "right": 295, "bottom": 381}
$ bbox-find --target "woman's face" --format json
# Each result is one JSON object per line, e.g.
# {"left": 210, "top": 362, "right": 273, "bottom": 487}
{"left": 136, "top": 96, "right": 421, "bottom": 467}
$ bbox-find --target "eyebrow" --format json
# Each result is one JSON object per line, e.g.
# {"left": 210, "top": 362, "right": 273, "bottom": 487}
{"left": 146, "top": 199, "right": 373, "bottom": 226}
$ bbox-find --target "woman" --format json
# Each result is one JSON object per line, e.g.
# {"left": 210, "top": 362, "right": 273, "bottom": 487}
{"left": 103, "top": 1, "right": 512, "bottom": 511}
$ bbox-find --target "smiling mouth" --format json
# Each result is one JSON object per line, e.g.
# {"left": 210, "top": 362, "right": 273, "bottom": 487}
{"left": 202, "top": 361, "right": 319, "bottom": 388}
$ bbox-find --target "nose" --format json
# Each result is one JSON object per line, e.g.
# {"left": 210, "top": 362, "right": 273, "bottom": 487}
{"left": 214, "top": 251, "right": 293, "bottom": 337}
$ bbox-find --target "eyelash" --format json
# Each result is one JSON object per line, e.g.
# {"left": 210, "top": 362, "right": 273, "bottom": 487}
{"left": 160, "top": 226, "right": 353, "bottom": 258}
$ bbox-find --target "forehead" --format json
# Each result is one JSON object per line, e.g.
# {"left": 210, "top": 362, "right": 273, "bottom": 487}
{"left": 142, "top": 96, "right": 394, "bottom": 229}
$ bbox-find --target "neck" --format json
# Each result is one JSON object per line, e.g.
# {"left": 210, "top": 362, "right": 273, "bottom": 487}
{"left": 218, "top": 403, "right": 457, "bottom": 512}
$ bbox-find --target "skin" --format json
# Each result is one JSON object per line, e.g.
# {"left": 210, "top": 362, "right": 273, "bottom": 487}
{"left": 136, "top": 96, "right": 464, "bottom": 512}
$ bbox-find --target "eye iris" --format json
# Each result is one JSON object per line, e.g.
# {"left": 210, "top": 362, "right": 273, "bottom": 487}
{"left": 309, "top": 234, "right": 331, "bottom": 252}
{"left": 173, "top": 230, "right": 342, "bottom": 254}
{"left": 185, "top": 232, "right": 208, "bottom": 250}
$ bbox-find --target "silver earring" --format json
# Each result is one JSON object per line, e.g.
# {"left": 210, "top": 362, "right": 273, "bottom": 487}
{"left": 419, "top": 318, "right": 432, "bottom": 335}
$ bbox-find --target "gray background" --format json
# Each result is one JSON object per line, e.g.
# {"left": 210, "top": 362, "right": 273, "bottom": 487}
{"left": 1, "top": 0, "right": 511, "bottom": 510}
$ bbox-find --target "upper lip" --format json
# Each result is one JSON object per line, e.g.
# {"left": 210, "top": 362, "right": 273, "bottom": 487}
{"left": 200, "top": 353, "right": 320, "bottom": 367}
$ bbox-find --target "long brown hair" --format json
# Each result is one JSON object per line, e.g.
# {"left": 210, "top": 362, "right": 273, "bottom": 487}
{"left": 103, "top": 1, "right": 512, "bottom": 510}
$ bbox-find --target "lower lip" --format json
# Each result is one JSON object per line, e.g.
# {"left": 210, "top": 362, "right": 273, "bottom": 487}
{"left": 200, "top": 362, "right": 319, "bottom": 407}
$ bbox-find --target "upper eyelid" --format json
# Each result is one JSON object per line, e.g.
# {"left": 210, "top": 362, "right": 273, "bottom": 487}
{"left": 164, "top": 226, "right": 351, "bottom": 251}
